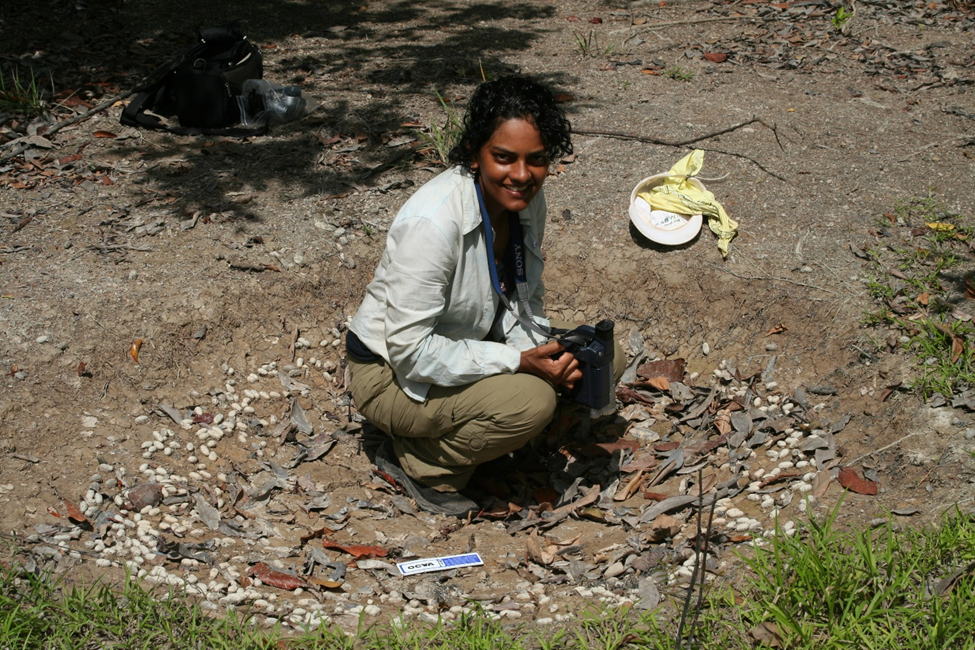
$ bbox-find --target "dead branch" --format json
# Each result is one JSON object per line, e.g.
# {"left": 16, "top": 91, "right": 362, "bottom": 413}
{"left": 573, "top": 117, "right": 788, "bottom": 182}
{"left": 704, "top": 262, "right": 837, "bottom": 296}
{"left": 0, "top": 89, "right": 137, "bottom": 164}
{"left": 574, "top": 117, "right": 771, "bottom": 148}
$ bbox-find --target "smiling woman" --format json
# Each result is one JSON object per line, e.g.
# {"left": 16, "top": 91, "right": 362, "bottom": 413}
{"left": 343, "top": 77, "right": 615, "bottom": 516}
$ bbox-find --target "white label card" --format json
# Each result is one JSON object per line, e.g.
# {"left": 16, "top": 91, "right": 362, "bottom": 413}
{"left": 397, "top": 552, "right": 484, "bottom": 576}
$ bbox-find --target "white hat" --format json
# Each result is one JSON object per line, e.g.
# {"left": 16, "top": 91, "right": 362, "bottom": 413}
{"left": 628, "top": 173, "right": 704, "bottom": 246}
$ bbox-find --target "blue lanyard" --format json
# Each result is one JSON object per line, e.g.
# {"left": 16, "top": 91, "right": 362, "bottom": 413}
{"left": 475, "top": 181, "right": 549, "bottom": 337}
{"left": 475, "top": 180, "right": 524, "bottom": 295}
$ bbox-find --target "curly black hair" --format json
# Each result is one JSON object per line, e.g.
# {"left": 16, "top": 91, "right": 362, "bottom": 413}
{"left": 447, "top": 76, "right": 572, "bottom": 172}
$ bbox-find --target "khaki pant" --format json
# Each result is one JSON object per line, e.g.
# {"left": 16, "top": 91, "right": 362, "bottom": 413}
{"left": 348, "top": 320, "right": 626, "bottom": 492}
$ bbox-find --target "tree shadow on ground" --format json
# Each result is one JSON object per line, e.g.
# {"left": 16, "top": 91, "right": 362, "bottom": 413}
{"left": 3, "top": 0, "right": 578, "bottom": 222}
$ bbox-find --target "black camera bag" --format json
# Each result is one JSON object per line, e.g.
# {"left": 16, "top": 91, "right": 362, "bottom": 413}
{"left": 120, "top": 24, "right": 267, "bottom": 136}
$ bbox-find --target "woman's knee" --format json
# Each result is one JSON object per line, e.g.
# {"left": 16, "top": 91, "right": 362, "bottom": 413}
{"left": 499, "top": 375, "right": 558, "bottom": 433}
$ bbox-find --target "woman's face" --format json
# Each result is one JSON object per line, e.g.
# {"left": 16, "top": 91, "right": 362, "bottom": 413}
{"left": 472, "top": 117, "right": 549, "bottom": 220}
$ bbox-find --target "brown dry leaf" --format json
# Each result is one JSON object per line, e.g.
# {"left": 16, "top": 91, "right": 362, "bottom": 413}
{"left": 64, "top": 499, "right": 89, "bottom": 524}
{"left": 704, "top": 52, "right": 728, "bottom": 62}
{"left": 694, "top": 471, "right": 718, "bottom": 497}
{"left": 322, "top": 539, "right": 388, "bottom": 559}
{"left": 93, "top": 130, "right": 117, "bottom": 138}
{"left": 646, "top": 376, "right": 670, "bottom": 391}
{"left": 643, "top": 491, "right": 669, "bottom": 501}
{"left": 526, "top": 530, "right": 554, "bottom": 565}
{"left": 646, "top": 514, "right": 681, "bottom": 543}
{"left": 952, "top": 336, "right": 964, "bottom": 364}
{"left": 917, "top": 292, "right": 930, "bottom": 306}
{"left": 130, "top": 339, "right": 143, "bottom": 364}
{"left": 889, "top": 268, "right": 909, "bottom": 280}
{"left": 965, "top": 274, "right": 975, "bottom": 299}
{"left": 615, "top": 470, "right": 646, "bottom": 501}
{"left": 248, "top": 562, "right": 308, "bottom": 590}
{"left": 838, "top": 467, "right": 878, "bottom": 495}
{"left": 554, "top": 93, "right": 575, "bottom": 103}
{"left": 310, "top": 578, "right": 344, "bottom": 589}
{"left": 812, "top": 470, "right": 831, "bottom": 497}
{"left": 526, "top": 530, "right": 579, "bottom": 566}
{"left": 637, "top": 358, "right": 686, "bottom": 383}
{"left": 77, "top": 361, "right": 88, "bottom": 377}
{"left": 126, "top": 483, "right": 164, "bottom": 511}
{"left": 765, "top": 323, "right": 788, "bottom": 336}
{"left": 632, "top": 16, "right": 647, "bottom": 24}
{"left": 576, "top": 439, "right": 640, "bottom": 458}
{"left": 881, "top": 381, "right": 902, "bottom": 402}
{"left": 534, "top": 486, "right": 559, "bottom": 505}
{"left": 714, "top": 411, "right": 732, "bottom": 436}
{"left": 620, "top": 455, "right": 658, "bottom": 473}
{"left": 750, "top": 622, "right": 784, "bottom": 648}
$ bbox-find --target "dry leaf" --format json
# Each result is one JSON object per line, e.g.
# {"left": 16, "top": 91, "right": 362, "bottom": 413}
{"left": 615, "top": 470, "right": 646, "bottom": 501}
{"left": 554, "top": 93, "right": 575, "bottom": 103}
{"left": 838, "top": 467, "right": 878, "bottom": 495}
{"left": 77, "top": 361, "right": 88, "bottom": 377}
{"left": 248, "top": 562, "right": 308, "bottom": 590}
{"left": 881, "top": 381, "right": 902, "bottom": 402}
{"left": 703, "top": 52, "right": 728, "bottom": 62}
{"left": 130, "top": 339, "right": 143, "bottom": 364}
{"left": 646, "top": 514, "right": 681, "bottom": 542}
{"left": 812, "top": 470, "right": 831, "bottom": 497}
{"left": 637, "top": 358, "right": 686, "bottom": 383}
{"left": 534, "top": 486, "right": 559, "bottom": 505}
{"left": 917, "top": 292, "right": 930, "bottom": 306}
{"left": 750, "top": 622, "right": 784, "bottom": 648}
{"left": 309, "top": 577, "right": 344, "bottom": 588}
{"left": 766, "top": 323, "right": 788, "bottom": 336}
{"left": 93, "top": 130, "right": 117, "bottom": 138}
{"left": 64, "top": 499, "right": 89, "bottom": 524}
{"left": 646, "top": 376, "right": 670, "bottom": 391}
{"left": 322, "top": 539, "right": 388, "bottom": 559}
{"left": 952, "top": 336, "right": 964, "bottom": 364}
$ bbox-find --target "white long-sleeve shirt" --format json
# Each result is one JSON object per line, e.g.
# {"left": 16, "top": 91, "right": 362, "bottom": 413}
{"left": 349, "top": 166, "right": 549, "bottom": 402}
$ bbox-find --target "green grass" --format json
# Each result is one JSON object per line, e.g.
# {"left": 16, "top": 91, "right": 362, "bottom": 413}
{"left": 742, "top": 503, "right": 975, "bottom": 649}
{"left": 4, "top": 506, "right": 975, "bottom": 649}
{"left": 0, "top": 66, "right": 47, "bottom": 115}
{"left": 572, "top": 30, "right": 619, "bottom": 58}
{"left": 663, "top": 66, "right": 695, "bottom": 82}
{"left": 412, "top": 88, "right": 464, "bottom": 168}
{"left": 860, "top": 193, "right": 975, "bottom": 399}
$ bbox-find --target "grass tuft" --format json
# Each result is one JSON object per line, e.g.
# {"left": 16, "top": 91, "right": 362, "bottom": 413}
{"left": 860, "top": 192, "right": 975, "bottom": 399}
{"left": 742, "top": 502, "right": 975, "bottom": 649}
{"left": 663, "top": 66, "right": 695, "bottom": 82}
{"left": 0, "top": 66, "right": 47, "bottom": 115}
{"left": 412, "top": 88, "right": 463, "bottom": 168}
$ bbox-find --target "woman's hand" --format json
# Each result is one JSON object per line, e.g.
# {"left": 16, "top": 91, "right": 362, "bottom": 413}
{"left": 519, "top": 341, "right": 582, "bottom": 389}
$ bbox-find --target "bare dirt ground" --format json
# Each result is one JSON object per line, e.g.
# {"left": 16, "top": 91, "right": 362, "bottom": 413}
{"left": 2, "top": 0, "right": 975, "bottom": 632}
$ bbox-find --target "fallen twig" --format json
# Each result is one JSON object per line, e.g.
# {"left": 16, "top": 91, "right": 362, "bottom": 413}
{"left": 0, "top": 89, "right": 137, "bottom": 164}
{"left": 848, "top": 431, "right": 924, "bottom": 466}
{"left": 573, "top": 118, "right": 788, "bottom": 181}
{"left": 620, "top": 15, "right": 757, "bottom": 33}
{"left": 574, "top": 117, "right": 774, "bottom": 149}
{"left": 705, "top": 262, "right": 837, "bottom": 296}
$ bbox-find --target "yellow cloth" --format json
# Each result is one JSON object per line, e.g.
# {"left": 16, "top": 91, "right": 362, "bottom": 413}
{"left": 637, "top": 150, "right": 738, "bottom": 258}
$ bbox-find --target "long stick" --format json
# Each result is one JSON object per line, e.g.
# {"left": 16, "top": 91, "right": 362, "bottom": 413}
{"left": 0, "top": 89, "right": 137, "bottom": 163}
{"left": 573, "top": 117, "right": 765, "bottom": 148}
